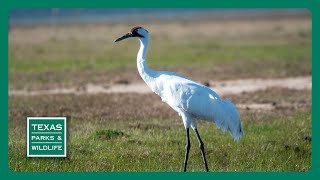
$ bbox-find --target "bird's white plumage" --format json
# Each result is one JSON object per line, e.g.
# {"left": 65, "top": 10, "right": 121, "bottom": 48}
{"left": 133, "top": 27, "right": 243, "bottom": 141}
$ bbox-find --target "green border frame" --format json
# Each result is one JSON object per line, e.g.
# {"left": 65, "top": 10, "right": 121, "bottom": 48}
{"left": 1, "top": 0, "right": 318, "bottom": 178}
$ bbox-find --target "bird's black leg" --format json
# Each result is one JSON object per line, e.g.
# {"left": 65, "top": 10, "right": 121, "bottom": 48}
{"left": 183, "top": 128, "right": 191, "bottom": 172}
{"left": 195, "top": 129, "right": 209, "bottom": 172}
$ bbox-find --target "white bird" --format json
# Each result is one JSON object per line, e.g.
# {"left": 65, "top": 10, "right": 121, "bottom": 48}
{"left": 115, "top": 26, "right": 243, "bottom": 172}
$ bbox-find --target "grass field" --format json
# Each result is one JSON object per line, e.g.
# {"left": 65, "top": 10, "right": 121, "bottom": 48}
{"left": 8, "top": 14, "right": 312, "bottom": 171}
{"left": 9, "top": 89, "right": 311, "bottom": 171}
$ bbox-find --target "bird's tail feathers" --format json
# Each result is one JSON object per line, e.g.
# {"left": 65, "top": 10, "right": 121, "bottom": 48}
{"left": 212, "top": 99, "right": 244, "bottom": 142}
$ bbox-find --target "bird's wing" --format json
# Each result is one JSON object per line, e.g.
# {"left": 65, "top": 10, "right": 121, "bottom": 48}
{"left": 158, "top": 73, "right": 220, "bottom": 114}
{"left": 155, "top": 72, "right": 243, "bottom": 141}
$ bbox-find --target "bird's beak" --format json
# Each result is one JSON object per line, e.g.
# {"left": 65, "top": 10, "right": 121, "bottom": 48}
{"left": 114, "top": 32, "right": 133, "bottom": 42}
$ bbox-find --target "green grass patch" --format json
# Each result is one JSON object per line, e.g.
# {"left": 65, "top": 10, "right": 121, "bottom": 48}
{"left": 9, "top": 34, "right": 311, "bottom": 74}
{"left": 93, "top": 129, "right": 124, "bottom": 140}
{"left": 9, "top": 112, "right": 311, "bottom": 172}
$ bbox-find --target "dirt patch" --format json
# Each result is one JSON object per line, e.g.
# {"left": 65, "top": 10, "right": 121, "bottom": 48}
{"left": 237, "top": 103, "right": 275, "bottom": 110}
{"left": 9, "top": 87, "right": 311, "bottom": 128}
{"left": 227, "top": 87, "right": 311, "bottom": 120}
{"left": 9, "top": 76, "right": 311, "bottom": 96}
{"left": 211, "top": 76, "right": 311, "bottom": 95}
{"left": 9, "top": 93, "right": 176, "bottom": 126}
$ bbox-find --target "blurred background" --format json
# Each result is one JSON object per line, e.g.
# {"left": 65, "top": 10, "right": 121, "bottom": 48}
{"left": 9, "top": 8, "right": 308, "bottom": 25}
{"left": 9, "top": 8, "right": 311, "bottom": 90}
{"left": 9, "top": 9, "right": 312, "bottom": 172}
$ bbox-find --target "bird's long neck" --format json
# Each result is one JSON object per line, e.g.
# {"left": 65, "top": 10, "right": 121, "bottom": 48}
{"left": 137, "top": 37, "right": 157, "bottom": 91}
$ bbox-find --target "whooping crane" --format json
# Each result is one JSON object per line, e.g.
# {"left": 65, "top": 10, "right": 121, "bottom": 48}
{"left": 115, "top": 27, "right": 243, "bottom": 172}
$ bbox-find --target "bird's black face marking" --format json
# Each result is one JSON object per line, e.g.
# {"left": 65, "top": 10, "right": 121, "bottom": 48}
{"left": 114, "top": 26, "right": 148, "bottom": 42}
{"left": 131, "top": 26, "right": 144, "bottom": 38}
{"left": 114, "top": 26, "right": 147, "bottom": 42}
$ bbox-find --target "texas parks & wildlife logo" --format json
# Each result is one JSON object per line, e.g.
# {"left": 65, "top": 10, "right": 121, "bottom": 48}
{"left": 27, "top": 117, "right": 67, "bottom": 157}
